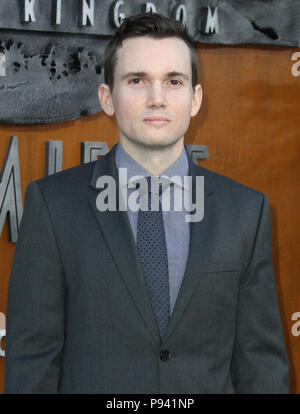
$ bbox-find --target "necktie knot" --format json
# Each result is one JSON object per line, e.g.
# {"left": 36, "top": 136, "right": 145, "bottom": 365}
{"left": 141, "top": 176, "right": 163, "bottom": 211}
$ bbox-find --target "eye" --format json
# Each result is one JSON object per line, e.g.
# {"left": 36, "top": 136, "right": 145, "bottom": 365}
{"left": 167, "top": 79, "right": 183, "bottom": 87}
{"left": 129, "top": 78, "right": 143, "bottom": 85}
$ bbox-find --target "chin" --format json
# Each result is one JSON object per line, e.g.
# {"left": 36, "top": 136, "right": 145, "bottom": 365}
{"left": 145, "top": 140, "right": 181, "bottom": 151}
{"left": 142, "top": 133, "right": 177, "bottom": 145}
{"left": 124, "top": 131, "right": 183, "bottom": 149}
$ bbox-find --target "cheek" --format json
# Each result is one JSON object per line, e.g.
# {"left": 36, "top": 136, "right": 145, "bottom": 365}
{"left": 113, "top": 91, "right": 144, "bottom": 120}
{"left": 172, "top": 103, "right": 193, "bottom": 123}
{"left": 167, "top": 90, "right": 193, "bottom": 116}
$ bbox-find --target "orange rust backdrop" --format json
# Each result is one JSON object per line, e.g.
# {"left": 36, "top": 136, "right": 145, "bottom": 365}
{"left": 0, "top": 44, "right": 300, "bottom": 393}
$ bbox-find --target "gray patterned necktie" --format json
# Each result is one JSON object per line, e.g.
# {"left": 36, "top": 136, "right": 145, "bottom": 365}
{"left": 136, "top": 176, "right": 170, "bottom": 340}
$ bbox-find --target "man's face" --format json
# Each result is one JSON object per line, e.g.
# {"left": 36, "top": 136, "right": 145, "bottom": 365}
{"left": 100, "top": 36, "right": 202, "bottom": 151}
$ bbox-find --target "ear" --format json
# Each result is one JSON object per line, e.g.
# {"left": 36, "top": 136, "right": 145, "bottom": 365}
{"left": 98, "top": 83, "right": 115, "bottom": 116}
{"left": 190, "top": 84, "right": 203, "bottom": 117}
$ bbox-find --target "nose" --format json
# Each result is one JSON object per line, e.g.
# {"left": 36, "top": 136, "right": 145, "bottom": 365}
{"left": 146, "top": 82, "right": 167, "bottom": 109}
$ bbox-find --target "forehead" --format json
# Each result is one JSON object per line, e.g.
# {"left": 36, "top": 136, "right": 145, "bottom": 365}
{"left": 115, "top": 36, "right": 192, "bottom": 77}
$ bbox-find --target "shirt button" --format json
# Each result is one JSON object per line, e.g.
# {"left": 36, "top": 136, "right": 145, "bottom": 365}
{"left": 160, "top": 349, "right": 172, "bottom": 362}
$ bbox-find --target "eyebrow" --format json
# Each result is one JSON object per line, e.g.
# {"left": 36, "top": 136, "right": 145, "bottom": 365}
{"left": 121, "top": 71, "right": 189, "bottom": 81}
{"left": 166, "top": 72, "right": 189, "bottom": 81}
{"left": 121, "top": 72, "right": 147, "bottom": 80}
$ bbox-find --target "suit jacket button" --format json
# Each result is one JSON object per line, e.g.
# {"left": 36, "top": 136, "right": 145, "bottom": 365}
{"left": 160, "top": 349, "right": 172, "bottom": 362}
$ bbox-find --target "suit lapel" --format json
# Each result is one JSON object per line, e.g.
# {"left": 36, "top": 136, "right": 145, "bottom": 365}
{"left": 163, "top": 157, "right": 217, "bottom": 342}
{"left": 88, "top": 146, "right": 160, "bottom": 345}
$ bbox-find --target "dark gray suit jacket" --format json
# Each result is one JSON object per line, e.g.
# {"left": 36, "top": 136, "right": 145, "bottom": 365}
{"left": 4, "top": 145, "right": 289, "bottom": 393}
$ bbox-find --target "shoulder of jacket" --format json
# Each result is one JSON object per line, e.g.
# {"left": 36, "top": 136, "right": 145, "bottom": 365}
{"left": 28, "top": 159, "right": 98, "bottom": 192}
{"left": 194, "top": 164, "right": 267, "bottom": 202}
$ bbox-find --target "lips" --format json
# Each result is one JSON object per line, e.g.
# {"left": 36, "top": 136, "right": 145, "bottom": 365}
{"left": 143, "top": 116, "right": 170, "bottom": 125}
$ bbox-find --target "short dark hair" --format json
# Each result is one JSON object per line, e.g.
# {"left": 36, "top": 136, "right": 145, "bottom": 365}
{"left": 104, "top": 12, "right": 198, "bottom": 91}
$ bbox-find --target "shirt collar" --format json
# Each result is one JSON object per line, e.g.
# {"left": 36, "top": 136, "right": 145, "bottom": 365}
{"left": 114, "top": 142, "right": 190, "bottom": 191}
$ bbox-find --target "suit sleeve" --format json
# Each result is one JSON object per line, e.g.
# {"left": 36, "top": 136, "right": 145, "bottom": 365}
{"left": 231, "top": 194, "right": 289, "bottom": 393}
{"left": 4, "top": 181, "right": 65, "bottom": 393}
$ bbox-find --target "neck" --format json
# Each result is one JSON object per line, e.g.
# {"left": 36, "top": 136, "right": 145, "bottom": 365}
{"left": 119, "top": 138, "right": 184, "bottom": 176}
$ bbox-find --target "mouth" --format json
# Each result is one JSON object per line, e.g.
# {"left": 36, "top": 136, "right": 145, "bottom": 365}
{"left": 143, "top": 117, "right": 170, "bottom": 126}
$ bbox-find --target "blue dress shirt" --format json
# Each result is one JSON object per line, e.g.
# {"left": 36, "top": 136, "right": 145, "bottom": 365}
{"left": 115, "top": 142, "right": 190, "bottom": 314}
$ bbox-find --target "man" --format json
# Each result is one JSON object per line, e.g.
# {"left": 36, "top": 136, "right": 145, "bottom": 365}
{"left": 4, "top": 13, "right": 289, "bottom": 393}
